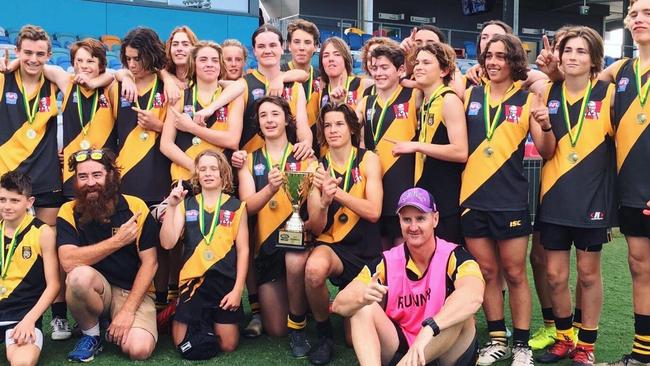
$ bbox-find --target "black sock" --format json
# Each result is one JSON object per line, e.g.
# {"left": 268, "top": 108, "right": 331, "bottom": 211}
{"left": 248, "top": 293, "right": 260, "bottom": 315}
{"left": 316, "top": 319, "right": 333, "bottom": 339}
{"left": 513, "top": 328, "right": 530, "bottom": 346}
{"left": 573, "top": 307, "right": 583, "bottom": 329}
{"left": 632, "top": 313, "right": 650, "bottom": 363}
{"left": 487, "top": 319, "right": 507, "bottom": 345}
{"left": 51, "top": 302, "right": 67, "bottom": 319}
{"left": 155, "top": 291, "right": 167, "bottom": 304}
{"left": 288, "top": 312, "right": 307, "bottom": 330}
{"left": 542, "top": 307, "right": 555, "bottom": 326}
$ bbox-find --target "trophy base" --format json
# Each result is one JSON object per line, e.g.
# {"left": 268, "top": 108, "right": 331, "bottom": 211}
{"left": 277, "top": 229, "right": 308, "bottom": 250}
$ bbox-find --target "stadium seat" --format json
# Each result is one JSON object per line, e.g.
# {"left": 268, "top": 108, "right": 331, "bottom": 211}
{"left": 463, "top": 41, "right": 477, "bottom": 59}
{"left": 51, "top": 40, "right": 63, "bottom": 49}
{"left": 108, "top": 58, "right": 122, "bottom": 70}
{"left": 347, "top": 33, "right": 362, "bottom": 51}
{"left": 101, "top": 35, "right": 121, "bottom": 50}
{"left": 361, "top": 33, "right": 372, "bottom": 45}
{"left": 0, "top": 36, "right": 10, "bottom": 45}
{"left": 57, "top": 56, "right": 71, "bottom": 69}
{"left": 311, "top": 53, "right": 319, "bottom": 68}
{"left": 8, "top": 31, "right": 18, "bottom": 45}
{"left": 320, "top": 30, "right": 334, "bottom": 44}
{"left": 55, "top": 33, "right": 77, "bottom": 48}
{"left": 389, "top": 34, "right": 401, "bottom": 43}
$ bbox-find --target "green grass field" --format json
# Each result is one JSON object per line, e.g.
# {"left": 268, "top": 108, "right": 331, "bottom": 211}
{"left": 3, "top": 230, "right": 635, "bottom": 365}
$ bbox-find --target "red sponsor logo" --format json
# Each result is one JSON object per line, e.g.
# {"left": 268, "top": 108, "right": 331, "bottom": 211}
{"left": 584, "top": 101, "right": 602, "bottom": 120}
{"left": 504, "top": 104, "right": 522, "bottom": 123}
{"left": 152, "top": 92, "right": 165, "bottom": 108}
{"left": 215, "top": 106, "right": 228, "bottom": 123}
{"left": 393, "top": 102, "right": 409, "bottom": 119}
{"left": 38, "top": 96, "right": 50, "bottom": 112}
{"left": 219, "top": 210, "right": 235, "bottom": 226}
{"left": 346, "top": 90, "right": 358, "bottom": 106}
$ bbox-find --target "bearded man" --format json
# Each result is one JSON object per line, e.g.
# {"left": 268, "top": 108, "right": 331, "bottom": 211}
{"left": 55, "top": 149, "right": 159, "bottom": 362}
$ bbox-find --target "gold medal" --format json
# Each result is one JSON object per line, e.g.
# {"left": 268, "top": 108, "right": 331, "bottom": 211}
{"left": 0, "top": 286, "right": 6, "bottom": 295}
{"left": 192, "top": 136, "right": 201, "bottom": 145}
{"left": 338, "top": 213, "right": 348, "bottom": 223}
{"left": 203, "top": 248, "right": 214, "bottom": 261}
{"left": 269, "top": 199, "right": 278, "bottom": 209}
{"left": 638, "top": 113, "right": 647, "bottom": 124}
{"left": 80, "top": 139, "right": 91, "bottom": 150}
{"left": 139, "top": 131, "right": 149, "bottom": 141}
{"left": 26, "top": 128, "right": 37, "bottom": 139}
{"left": 483, "top": 146, "right": 494, "bottom": 157}
{"left": 568, "top": 152, "right": 579, "bottom": 163}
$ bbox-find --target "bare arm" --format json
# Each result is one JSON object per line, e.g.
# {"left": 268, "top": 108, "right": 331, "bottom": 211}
{"left": 294, "top": 86, "right": 313, "bottom": 148}
{"left": 191, "top": 95, "right": 244, "bottom": 150}
{"left": 42, "top": 65, "right": 71, "bottom": 93}
{"left": 450, "top": 70, "right": 466, "bottom": 100}
{"left": 522, "top": 69, "right": 550, "bottom": 92}
{"left": 160, "top": 100, "right": 195, "bottom": 172}
{"left": 282, "top": 69, "right": 309, "bottom": 83}
{"left": 22, "top": 226, "right": 60, "bottom": 324}
{"left": 122, "top": 247, "right": 157, "bottom": 314}
{"left": 529, "top": 92, "right": 556, "bottom": 160}
{"left": 196, "top": 79, "right": 246, "bottom": 124}
{"left": 159, "top": 189, "right": 186, "bottom": 249}
{"left": 238, "top": 161, "right": 280, "bottom": 215}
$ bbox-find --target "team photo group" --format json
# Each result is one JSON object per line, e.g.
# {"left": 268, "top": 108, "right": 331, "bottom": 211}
{"left": 2, "top": 0, "right": 650, "bottom": 365}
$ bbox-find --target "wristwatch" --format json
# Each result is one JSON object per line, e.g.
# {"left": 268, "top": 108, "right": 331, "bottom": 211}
{"left": 541, "top": 125, "right": 553, "bottom": 132}
{"left": 421, "top": 317, "right": 440, "bottom": 336}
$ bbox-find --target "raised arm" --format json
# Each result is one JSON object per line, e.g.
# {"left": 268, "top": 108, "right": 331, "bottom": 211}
{"left": 160, "top": 100, "right": 194, "bottom": 172}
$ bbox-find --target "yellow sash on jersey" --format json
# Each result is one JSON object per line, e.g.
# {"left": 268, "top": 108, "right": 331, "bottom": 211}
{"left": 0, "top": 216, "right": 41, "bottom": 300}
{"left": 616, "top": 99, "right": 650, "bottom": 172}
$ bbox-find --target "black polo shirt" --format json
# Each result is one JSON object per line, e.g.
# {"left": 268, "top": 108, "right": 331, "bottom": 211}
{"left": 56, "top": 194, "right": 159, "bottom": 290}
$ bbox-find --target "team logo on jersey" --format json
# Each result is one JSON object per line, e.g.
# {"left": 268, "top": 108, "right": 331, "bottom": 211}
{"left": 220, "top": 210, "right": 235, "bottom": 226}
{"left": 351, "top": 167, "right": 362, "bottom": 184}
{"left": 98, "top": 94, "right": 109, "bottom": 108}
{"left": 38, "top": 96, "right": 51, "bottom": 113}
{"left": 185, "top": 209, "right": 199, "bottom": 222}
{"left": 346, "top": 90, "right": 358, "bottom": 106}
{"left": 584, "top": 101, "right": 602, "bottom": 120}
{"left": 215, "top": 106, "right": 228, "bottom": 123}
{"left": 313, "top": 79, "right": 321, "bottom": 93}
{"left": 427, "top": 115, "right": 435, "bottom": 126}
{"left": 252, "top": 88, "right": 265, "bottom": 101}
{"left": 120, "top": 97, "right": 131, "bottom": 108}
{"left": 22, "top": 246, "right": 32, "bottom": 259}
{"left": 589, "top": 211, "right": 605, "bottom": 221}
{"left": 366, "top": 108, "right": 375, "bottom": 122}
{"left": 282, "top": 86, "right": 292, "bottom": 102}
{"left": 183, "top": 105, "right": 194, "bottom": 118}
{"left": 548, "top": 100, "right": 560, "bottom": 115}
{"left": 5, "top": 92, "right": 17, "bottom": 105}
{"left": 321, "top": 94, "right": 329, "bottom": 107}
{"left": 504, "top": 104, "right": 522, "bottom": 123}
{"left": 468, "top": 102, "right": 481, "bottom": 116}
{"left": 73, "top": 91, "right": 79, "bottom": 104}
{"left": 618, "top": 77, "right": 629, "bottom": 92}
{"left": 393, "top": 102, "right": 409, "bottom": 119}
{"left": 152, "top": 93, "right": 164, "bottom": 108}
{"left": 254, "top": 163, "right": 265, "bottom": 176}
{"left": 287, "top": 161, "right": 298, "bottom": 172}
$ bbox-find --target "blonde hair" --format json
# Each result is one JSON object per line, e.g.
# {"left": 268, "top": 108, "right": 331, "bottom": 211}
{"left": 165, "top": 26, "right": 199, "bottom": 78}
{"left": 187, "top": 41, "right": 226, "bottom": 82}
{"left": 191, "top": 150, "right": 234, "bottom": 194}
{"left": 222, "top": 39, "right": 248, "bottom": 62}
{"left": 16, "top": 25, "right": 51, "bottom": 52}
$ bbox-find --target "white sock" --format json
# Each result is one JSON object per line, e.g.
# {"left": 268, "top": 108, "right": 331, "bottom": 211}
{"left": 81, "top": 323, "right": 100, "bottom": 337}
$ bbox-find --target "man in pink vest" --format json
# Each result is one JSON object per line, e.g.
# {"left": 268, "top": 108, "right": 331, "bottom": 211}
{"left": 332, "top": 188, "right": 484, "bottom": 366}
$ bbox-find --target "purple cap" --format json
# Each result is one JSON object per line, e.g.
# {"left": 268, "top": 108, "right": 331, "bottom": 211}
{"left": 396, "top": 188, "right": 437, "bottom": 214}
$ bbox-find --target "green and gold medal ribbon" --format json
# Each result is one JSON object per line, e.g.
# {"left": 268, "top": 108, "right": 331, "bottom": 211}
{"left": 198, "top": 193, "right": 223, "bottom": 246}
{"left": 327, "top": 147, "right": 356, "bottom": 192}
{"left": 0, "top": 216, "right": 29, "bottom": 279}
{"left": 76, "top": 85, "right": 99, "bottom": 138}
{"left": 262, "top": 143, "right": 291, "bottom": 172}
{"left": 370, "top": 86, "right": 402, "bottom": 146}
{"left": 483, "top": 83, "right": 515, "bottom": 142}
{"left": 19, "top": 74, "right": 44, "bottom": 127}
{"left": 561, "top": 80, "right": 593, "bottom": 147}
{"left": 192, "top": 83, "right": 221, "bottom": 115}
{"left": 635, "top": 59, "right": 650, "bottom": 108}
{"left": 418, "top": 84, "right": 446, "bottom": 144}
{"left": 327, "top": 76, "right": 353, "bottom": 100}
{"left": 135, "top": 75, "right": 158, "bottom": 110}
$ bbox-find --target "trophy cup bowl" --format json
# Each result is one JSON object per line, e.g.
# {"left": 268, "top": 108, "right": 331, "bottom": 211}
{"left": 277, "top": 171, "right": 313, "bottom": 250}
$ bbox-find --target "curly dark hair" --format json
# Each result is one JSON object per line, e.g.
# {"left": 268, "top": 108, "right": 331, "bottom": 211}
{"left": 478, "top": 33, "right": 529, "bottom": 82}
{"left": 120, "top": 27, "right": 166, "bottom": 72}
{"left": 317, "top": 102, "right": 361, "bottom": 147}
{"left": 253, "top": 95, "right": 298, "bottom": 143}
{"left": 411, "top": 43, "right": 457, "bottom": 85}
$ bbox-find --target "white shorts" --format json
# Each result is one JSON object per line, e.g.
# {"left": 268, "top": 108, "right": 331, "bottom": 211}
{"left": 4, "top": 322, "right": 44, "bottom": 350}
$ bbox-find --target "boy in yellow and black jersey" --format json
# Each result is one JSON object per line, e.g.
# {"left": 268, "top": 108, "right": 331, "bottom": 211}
{"left": 0, "top": 171, "right": 59, "bottom": 366}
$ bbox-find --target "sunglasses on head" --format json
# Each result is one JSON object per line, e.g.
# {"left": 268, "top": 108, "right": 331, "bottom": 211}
{"left": 73, "top": 149, "right": 105, "bottom": 163}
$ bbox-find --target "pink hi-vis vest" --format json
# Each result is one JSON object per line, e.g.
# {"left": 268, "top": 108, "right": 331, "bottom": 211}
{"left": 384, "top": 238, "right": 457, "bottom": 346}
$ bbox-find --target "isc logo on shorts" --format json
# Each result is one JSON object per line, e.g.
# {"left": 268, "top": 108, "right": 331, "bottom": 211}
{"left": 509, "top": 220, "right": 522, "bottom": 228}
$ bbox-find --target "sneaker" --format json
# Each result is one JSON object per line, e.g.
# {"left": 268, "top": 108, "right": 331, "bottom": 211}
{"left": 243, "top": 313, "right": 263, "bottom": 339}
{"left": 538, "top": 339, "right": 576, "bottom": 363}
{"left": 68, "top": 335, "right": 102, "bottom": 362}
{"left": 288, "top": 329, "right": 311, "bottom": 358}
{"left": 512, "top": 344, "right": 535, "bottom": 366}
{"left": 529, "top": 326, "right": 557, "bottom": 350}
{"left": 478, "top": 341, "right": 512, "bottom": 365}
{"left": 50, "top": 317, "right": 72, "bottom": 341}
{"left": 308, "top": 336, "right": 334, "bottom": 365}
{"left": 596, "top": 355, "right": 650, "bottom": 366}
{"left": 572, "top": 346, "right": 596, "bottom": 366}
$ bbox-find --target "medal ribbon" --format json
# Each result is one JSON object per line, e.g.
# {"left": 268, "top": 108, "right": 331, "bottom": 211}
{"left": 327, "top": 76, "right": 353, "bottom": 100}
{"left": 262, "top": 143, "right": 291, "bottom": 173}
{"left": 327, "top": 147, "right": 356, "bottom": 192}
{"left": 561, "top": 80, "right": 593, "bottom": 147}
{"left": 135, "top": 75, "right": 158, "bottom": 110}
{"left": 192, "top": 83, "right": 221, "bottom": 115}
{"left": 370, "top": 86, "right": 402, "bottom": 145}
{"left": 76, "top": 85, "right": 99, "bottom": 138}
{"left": 19, "top": 74, "right": 44, "bottom": 127}
{"left": 418, "top": 84, "right": 446, "bottom": 144}
{"left": 289, "top": 61, "right": 314, "bottom": 103}
{"left": 483, "top": 83, "right": 515, "bottom": 142}
{"left": 0, "top": 216, "right": 29, "bottom": 279}
{"left": 635, "top": 59, "right": 650, "bottom": 108}
{"left": 198, "top": 193, "right": 223, "bottom": 246}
